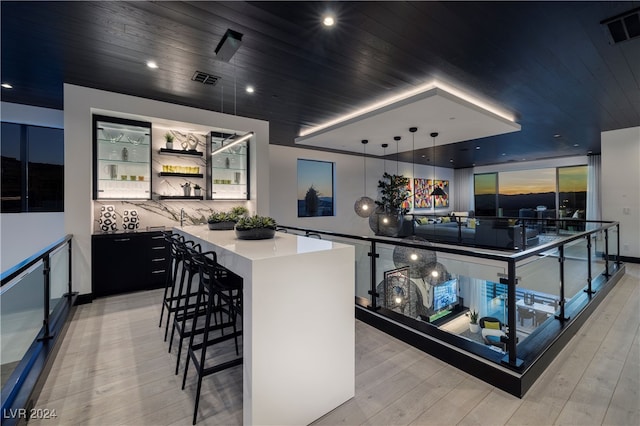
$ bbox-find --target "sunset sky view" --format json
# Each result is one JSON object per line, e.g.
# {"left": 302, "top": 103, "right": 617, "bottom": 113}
{"left": 475, "top": 166, "right": 587, "bottom": 196}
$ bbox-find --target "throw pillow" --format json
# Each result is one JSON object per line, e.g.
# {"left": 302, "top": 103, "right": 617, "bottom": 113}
{"left": 484, "top": 321, "right": 500, "bottom": 330}
{"left": 442, "top": 216, "right": 451, "bottom": 223}
{"left": 467, "top": 218, "right": 477, "bottom": 229}
{"left": 417, "top": 217, "right": 429, "bottom": 225}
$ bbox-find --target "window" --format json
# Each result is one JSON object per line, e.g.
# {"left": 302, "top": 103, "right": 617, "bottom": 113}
{"left": 474, "top": 173, "right": 497, "bottom": 216}
{"left": 558, "top": 165, "right": 587, "bottom": 219}
{"left": 498, "top": 169, "right": 555, "bottom": 217}
{"left": 1, "top": 122, "right": 64, "bottom": 212}
{"left": 473, "top": 166, "right": 587, "bottom": 218}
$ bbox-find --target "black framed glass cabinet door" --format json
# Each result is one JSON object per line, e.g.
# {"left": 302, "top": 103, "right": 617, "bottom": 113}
{"left": 209, "top": 131, "right": 250, "bottom": 200}
{"left": 93, "top": 115, "right": 152, "bottom": 200}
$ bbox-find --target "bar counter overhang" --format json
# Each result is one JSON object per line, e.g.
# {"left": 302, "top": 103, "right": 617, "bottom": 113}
{"left": 174, "top": 226, "right": 355, "bottom": 425}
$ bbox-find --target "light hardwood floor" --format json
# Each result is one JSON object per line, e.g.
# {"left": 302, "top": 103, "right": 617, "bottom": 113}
{"left": 31, "top": 265, "right": 639, "bottom": 425}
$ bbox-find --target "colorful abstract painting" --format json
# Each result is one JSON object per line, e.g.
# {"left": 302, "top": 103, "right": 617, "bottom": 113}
{"left": 413, "top": 178, "right": 432, "bottom": 209}
{"left": 431, "top": 179, "right": 449, "bottom": 208}
{"left": 413, "top": 178, "right": 449, "bottom": 209}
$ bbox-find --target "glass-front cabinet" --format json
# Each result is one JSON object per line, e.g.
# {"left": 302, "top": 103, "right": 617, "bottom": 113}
{"left": 209, "top": 131, "right": 250, "bottom": 200}
{"left": 93, "top": 115, "right": 152, "bottom": 200}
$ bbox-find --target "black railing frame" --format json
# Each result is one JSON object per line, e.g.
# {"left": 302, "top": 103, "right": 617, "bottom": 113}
{"left": 1, "top": 234, "right": 75, "bottom": 424}
{"left": 278, "top": 219, "right": 620, "bottom": 371}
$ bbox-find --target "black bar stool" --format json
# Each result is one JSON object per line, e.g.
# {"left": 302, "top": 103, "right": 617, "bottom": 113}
{"left": 160, "top": 233, "right": 201, "bottom": 341}
{"left": 170, "top": 244, "right": 211, "bottom": 374}
{"left": 181, "top": 250, "right": 243, "bottom": 425}
{"left": 158, "top": 232, "right": 183, "bottom": 330}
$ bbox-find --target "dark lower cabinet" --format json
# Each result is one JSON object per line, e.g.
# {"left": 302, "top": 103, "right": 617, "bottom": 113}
{"left": 92, "top": 231, "right": 169, "bottom": 298}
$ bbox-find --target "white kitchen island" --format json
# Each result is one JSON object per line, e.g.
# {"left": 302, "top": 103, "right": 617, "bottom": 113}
{"left": 174, "top": 226, "right": 355, "bottom": 426}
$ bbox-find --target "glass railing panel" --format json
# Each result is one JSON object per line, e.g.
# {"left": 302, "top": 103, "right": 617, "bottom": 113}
{"left": 0, "top": 262, "right": 45, "bottom": 386}
{"left": 554, "top": 237, "right": 590, "bottom": 302}
{"left": 589, "top": 234, "right": 607, "bottom": 279}
{"left": 515, "top": 253, "right": 561, "bottom": 345}
{"left": 319, "top": 235, "right": 372, "bottom": 305}
{"left": 49, "top": 243, "right": 69, "bottom": 314}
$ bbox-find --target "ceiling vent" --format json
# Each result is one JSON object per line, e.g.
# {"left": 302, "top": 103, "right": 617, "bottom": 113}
{"left": 191, "top": 71, "right": 220, "bottom": 85}
{"left": 601, "top": 7, "right": 640, "bottom": 44}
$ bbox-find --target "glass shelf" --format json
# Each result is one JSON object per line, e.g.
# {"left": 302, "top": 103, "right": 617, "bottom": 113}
{"left": 159, "top": 148, "right": 203, "bottom": 157}
{"left": 159, "top": 172, "right": 204, "bottom": 178}
{"left": 158, "top": 195, "right": 204, "bottom": 200}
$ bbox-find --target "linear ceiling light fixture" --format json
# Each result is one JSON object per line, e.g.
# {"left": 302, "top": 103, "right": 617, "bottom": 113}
{"left": 215, "top": 29, "right": 243, "bottom": 62}
{"left": 211, "top": 131, "right": 253, "bottom": 155}
{"left": 298, "top": 80, "right": 516, "bottom": 138}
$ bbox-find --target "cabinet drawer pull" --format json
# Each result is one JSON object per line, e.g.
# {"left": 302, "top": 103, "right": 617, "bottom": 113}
{"left": 151, "top": 258, "right": 166, "bottom": 262}
{"left": 151, "top": 246, "right": 165, "bottom": 250}
{"left": 151, "top": 235, "right": 164, "bottom": 240}
{"left": 114, "top": 238, "right": 130, "bottom": 242}
{"left": 151, "top": 270, "right": 166, "bottom": 274}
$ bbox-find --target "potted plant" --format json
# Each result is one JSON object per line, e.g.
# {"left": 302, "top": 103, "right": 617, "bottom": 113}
{"left": 235, "top": 215, "right": 277, "bottom": 240}
{"left": 193, "top": 183, "right": 202, "bottom": 197}
{"left": 164, "top": 132, "right": 174, "bottom": 149}
{"left": 207, "top": 206, "right": 248, "bottom": 230}
{"left": 368, "top": 172, "right": 411, "bottom": 236}
{"left": 468, "top": 310, "right": 480, "bottom": 333}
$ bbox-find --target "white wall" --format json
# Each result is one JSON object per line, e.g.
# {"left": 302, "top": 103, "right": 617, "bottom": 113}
{"left": 269, "top": 144, "right": 454, "bottom": 236}
{"left": 0, "top": 102, "right": 65, "bottom": 273}
{"left": 473, "top": 155, "right": 588, "bottom": 174}
{"left": 601, "top": 126, "right": 640, "bottom": 259}
{"left": 64, "top": 84, "right": 270, "bottom": 295}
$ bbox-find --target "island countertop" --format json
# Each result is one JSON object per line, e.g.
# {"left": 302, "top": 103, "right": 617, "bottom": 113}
{"left": 174, "top": 225, "right": 355, "bottom": 426}
{"left": 175, "top": 225, "right": 345, "bottom": 261}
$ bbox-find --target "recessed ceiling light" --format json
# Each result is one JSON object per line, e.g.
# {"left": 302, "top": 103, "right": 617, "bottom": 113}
{"left": 475, "top": 146, "right": 480, "bottom": 150}
{"left": 322, "top": 15, "right": 335, "bottom": 27}
{"left": 1, "top": 83, "right": 13, "bottom": 89}
{"left": 421, "top": 155, "right": 426, "bottom": 158}
{"left": 146, "top": 61, "right": 158, "bottom": 69}
{"left": 246, "top": 86, "right": 255, "bottom": 94}
{"left": 554, "top": 134, "right": 561, "bottom": 138}
{"left": 449, "top": 159, "right": 454, "bottom": 163}
{"left": 501, "top": 153, "right": 506, "bottom": 156}
{"left": 573, "top": 143, "right": 579, "bottom": 147}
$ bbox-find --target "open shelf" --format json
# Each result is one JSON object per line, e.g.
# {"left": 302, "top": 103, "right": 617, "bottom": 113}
{"left": 159, "top": 172, "right": 204, "bottom": 178}
{"left": 159, "top": 148, "right": 203, "bottom": 157}
{"left": 158, "top": 195, "right": 204, "bottom": 200}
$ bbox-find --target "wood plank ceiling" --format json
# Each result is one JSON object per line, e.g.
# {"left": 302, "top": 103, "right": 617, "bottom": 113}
{"left": 1, "top": 1, "right": 638, "bottom": 168}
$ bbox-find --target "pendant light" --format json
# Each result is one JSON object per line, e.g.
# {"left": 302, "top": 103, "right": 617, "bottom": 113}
{"left": 394, "top": 136, "right": 401, "bottom": 175}
{"left": 382, "top": 143, "right": 388, "bottom": 174}
{"left": 409, "top": 127, "right": 417, "bottom": 206}
{"left": 354, "top": 139, "right": 375, "bottom": 217}
{"left": 429, "top": 132, "right": 447, "bottom": 198}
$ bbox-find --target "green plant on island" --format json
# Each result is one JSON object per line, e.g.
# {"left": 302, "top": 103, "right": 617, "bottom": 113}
{"left": 235, "top": 215, "right": 277, "bottom": 230}
{"left": 164, "top": 132, "right": 174, "bottom": 142}
{"left": 230, "top": 206, "right": 248, "bottom": 217}
{"left": 207, "top": 206, "right": 249, "bottom": 224}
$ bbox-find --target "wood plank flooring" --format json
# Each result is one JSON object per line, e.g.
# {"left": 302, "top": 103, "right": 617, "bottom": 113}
{"left": 31, "top": 265, "right": 639, "bottom": 425}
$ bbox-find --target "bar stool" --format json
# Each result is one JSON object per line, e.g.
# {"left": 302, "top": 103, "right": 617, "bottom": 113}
{"left": 181, "top": 250, "right": 243, "bottom": 425}
{"left": 160, "top": 233, "right": 201, "bottom": 341}
{"left": 169, "top": 244, "right": 209, "bottom": 374}
{"left": 158, "top": 232, "right": 183, "bottom": 331}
